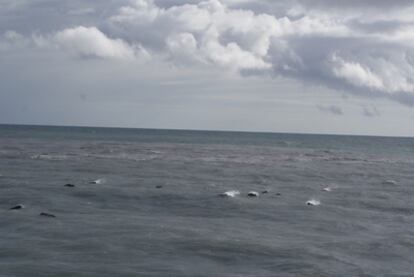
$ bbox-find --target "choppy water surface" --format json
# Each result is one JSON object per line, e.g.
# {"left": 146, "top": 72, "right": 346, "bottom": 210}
{"left": 1, "top": 125, "right": 414, "bottom": 276}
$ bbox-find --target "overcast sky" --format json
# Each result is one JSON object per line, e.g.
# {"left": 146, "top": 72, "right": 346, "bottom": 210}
{"left": 1, "top": 0, "right": 414, "bottom": 136}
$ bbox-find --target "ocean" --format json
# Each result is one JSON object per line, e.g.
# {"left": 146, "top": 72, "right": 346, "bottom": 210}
{"left": 0, "top": 124, "right": 413, "bottom": 276}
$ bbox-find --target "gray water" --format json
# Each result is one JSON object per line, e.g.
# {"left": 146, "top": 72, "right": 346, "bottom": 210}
{"left": 1, "top": 124, "right": 414, "bottom": 276}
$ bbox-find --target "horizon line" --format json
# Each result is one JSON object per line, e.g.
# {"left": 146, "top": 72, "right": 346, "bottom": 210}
{"left": 1, "top": 122, "right": 413, "bottom": 140}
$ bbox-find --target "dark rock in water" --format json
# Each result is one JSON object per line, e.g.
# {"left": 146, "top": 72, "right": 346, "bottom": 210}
{"left": 247, "top": 191, "right": 259, "bottom": 197}
{"left": 64, "top": 184, "right": 75, "bottom": 187}
{"left": 40, "top": 212, "right": 56, "bottom": 218}
{"left": 262, "top": 190, "right": 269, "bottom": 194}
{"left": 155, "top": 185, "right": 163, "bottom": 189}
{"left": 9, "top": 204, "right": 24, "bottom": 210}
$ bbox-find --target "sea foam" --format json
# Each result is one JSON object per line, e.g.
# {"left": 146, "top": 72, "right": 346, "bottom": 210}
{"left": 306, "top": 199, "right": 321, "bottom": 206}
{"left": 89, "top": 178, "right": 106, "bottom": 184}
{"left": 220, "top": 190, "right": 240, "bottom": 197}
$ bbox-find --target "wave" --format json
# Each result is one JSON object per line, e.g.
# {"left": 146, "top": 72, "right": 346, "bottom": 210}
{"left": 219, "top": 190, "right": 240, "bottom": 198}
{"left": 306, "top": 199, "right": 321, "bottom": 206}
{"left": 382, "top": 180, "right": 398, "bottom": 185}
{"left": 30, "top": 154, "right": 71, "bottom": 161}
{"left": 89, "top": 178, "right": 106, "bottom": 184}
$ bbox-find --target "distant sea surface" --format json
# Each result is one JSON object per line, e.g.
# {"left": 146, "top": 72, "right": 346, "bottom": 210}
{"left": 1, "top": 124, "right": 414, "bottom": 277}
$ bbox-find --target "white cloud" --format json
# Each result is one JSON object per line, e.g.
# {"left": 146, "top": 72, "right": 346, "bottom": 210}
{"left": 2, "top": 0, "right": 414, "bottom": 103}
{"left": 107, "top": 0, "right": 351, "bottom": 72}
{"left": 166, "top": 32, "right": 199, "bottom": 64}
{"left": 332, "top": 55, "right": 384, "bottom": 91}
{"left": 0, "top": 26, "right": 151, "bottom": 62}
{"left": 54, "top": 26, "right": 137, "bottom": 60}
{"left": 330, "top": 52, "right": 414, "bottom": 96}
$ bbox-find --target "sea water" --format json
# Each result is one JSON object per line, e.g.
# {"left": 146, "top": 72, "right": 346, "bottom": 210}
{"left": 0, "top": 124, "right": 414, "bottom": 276}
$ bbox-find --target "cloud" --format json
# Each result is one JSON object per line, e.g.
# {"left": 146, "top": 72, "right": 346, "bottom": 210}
{"left": 362, "top": 106, "right": 381, "bottom": 117}
{"left": 67, "top": 7, "right": 95, "bottom": 16}
{"left": 2, "top": 0, "right": 414, "bottom": 105}
{"left": 107, "top": 0, "right": 279, "bottom": 70}
{"left": 103, "top": 0, "right": 414, "bottom": 103}
{"left": 289, "top": 0, "right": 414, "bottom": 10}
{"left": 0, "top": 26, "right": 150, "bottom": 61}
{"left": 54, "top": 26, "right": 137, "bottom": 60}
{"left": 0, "top": 30, "right": 35, "bottom": 51}
{"left": 104, "top": 0, "right": 352, "bottom": 72}
{"left": 331, "top": 54, "right": 384, "bottom": 91}
{"left": 317, "top": 105, "right": 343, "bottom": 115}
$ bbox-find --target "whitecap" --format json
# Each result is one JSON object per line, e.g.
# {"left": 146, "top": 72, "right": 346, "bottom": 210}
{"left": 306, "top": 199, "right": 320, "bottom": 206}
{"left": 383, "top": 180, "right": 397, "bottom": 185}
{"left": 89, "top": 178, "right": 106, "bottom": 184}
{"left": 322, "top": 187, "right": 332, "bottom": 192}
{"left": 220, "top": 190, "right": 240, "bottom": 198}
{"left": 30, "top": 154, "right": 68, "bottom": 160}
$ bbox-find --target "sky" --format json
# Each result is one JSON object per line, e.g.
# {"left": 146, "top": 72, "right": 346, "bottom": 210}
{"left": 1, "top": 0, "right": 414, "bottom": 137}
